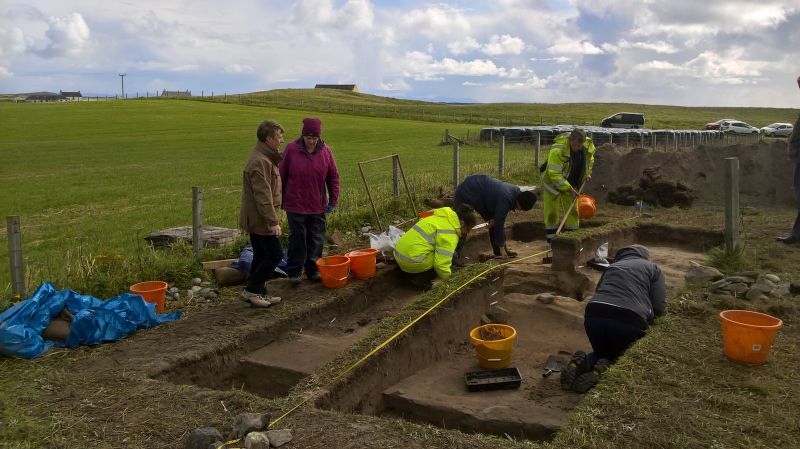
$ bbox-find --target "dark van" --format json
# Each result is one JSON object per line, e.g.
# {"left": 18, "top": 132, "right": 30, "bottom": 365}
{"left": 600, "top": 112, "right": 645, "bottom": 129}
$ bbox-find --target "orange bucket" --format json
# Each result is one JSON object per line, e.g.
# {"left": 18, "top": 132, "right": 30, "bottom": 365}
{"left": 719, "top": 310, "right": 783, "bottom": 365}
{"left": 577, "top": 194, "right": 596, "bottom": 219}
{"left": 469, "top": 324, "right": 518, "bottom": 369}
{"left": 315, "top": 256, "right": 351, "bottom": 289}
{"left": 344, "top": 248, "right": 378, "bottom": 280}
{"left": 130, "top": 281, "right": 168, "bottom": 313}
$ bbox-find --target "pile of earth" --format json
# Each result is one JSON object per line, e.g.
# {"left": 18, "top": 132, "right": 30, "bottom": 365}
{"left": 607, "top": 167, "right": 696, "bottom": 208}
{"left": 585, "top": 140, "right": 795, "bottom": 207}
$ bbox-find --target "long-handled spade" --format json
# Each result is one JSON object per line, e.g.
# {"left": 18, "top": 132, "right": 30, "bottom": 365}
{"left": 543, "top": 180, "right": 587, "bottom": 264}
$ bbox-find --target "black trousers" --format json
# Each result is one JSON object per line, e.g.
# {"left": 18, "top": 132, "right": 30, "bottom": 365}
{"left": 792, "top": 161, "right": 800, "bottom": 237}
{"left": 246, "top": 233, "right": 283, "bottom": 295}
{"left": 584, "top": 302, "right": 647, "bottom": 367}
{"left": 286, "top": 212, "right": 326, "bottom": 277}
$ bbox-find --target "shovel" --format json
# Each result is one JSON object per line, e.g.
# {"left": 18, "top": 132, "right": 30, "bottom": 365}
{"left": 542, "top": 355, "right": 562, "bottom": 378}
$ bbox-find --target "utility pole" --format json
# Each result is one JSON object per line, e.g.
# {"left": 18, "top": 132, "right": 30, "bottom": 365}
{"left": 119, "top": 73, "right": 127, "bottom": 98}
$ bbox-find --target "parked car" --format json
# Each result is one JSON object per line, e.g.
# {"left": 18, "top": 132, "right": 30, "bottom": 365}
{"left": 600, "top": 112, "right": 645, "bottom": 129}
{"left": 760, "top": 123, "right": 794, "bottom": 137}
{"left": 705, "top": 118, "right": 737, "bottom": 130}
{"left": 720, "top": 121, "right": 759, "bottom": 135}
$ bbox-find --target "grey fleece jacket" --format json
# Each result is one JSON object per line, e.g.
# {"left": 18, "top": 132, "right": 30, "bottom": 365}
{"left": 589, "top": 246, "right": 667, "bottom": 324}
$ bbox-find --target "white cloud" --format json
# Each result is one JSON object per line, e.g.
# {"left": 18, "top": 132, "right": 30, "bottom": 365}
{"left": 482, "top": 34, "right": 525, "bottom": 56}
{"left": 547, "top": 39, "right": 604, "bottom": 55}
{"left": 530, "top": 56, "right": 571, "bottom": 63}
{"left": 617, "top": 39, "right": 678, "bottom": 54}
{"left": 401, "top": 51, "right": 509, "bottom": 80}
{"left": 0, "top": 65, "right": 12, "bottom": 76}
{"left": 448, "top": 37, "right": 480, "bottom": 55}
{"left": 462, "top": 81, "right": 482, "bottom": 86}
{"left": 500, "top": 75, "right": 548, "bottom": 89}
{"left": 400, "top": 5, "right": 470, "bottom": 39}
{"left": 35, "top": 12, "right": 91, "bottom": 58}
{"left": 224, "top": 64, "right": 254, "bottom": 74}
{"left": 633, "top": 60, "right": 687, "bottom": 73}
{"left": 379, "top": 79, "right": 411, "bottom": 91}
{"left": 291, "top": 0, "right": 374, "bottom": 30}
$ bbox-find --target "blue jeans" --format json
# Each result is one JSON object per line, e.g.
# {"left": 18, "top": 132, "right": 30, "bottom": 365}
{"left": 286, "top": 212, "right": 326, "bottom": 277}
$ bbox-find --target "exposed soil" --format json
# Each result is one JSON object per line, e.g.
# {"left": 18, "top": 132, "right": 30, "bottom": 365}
{"left": 587, "top": 141, "right": 795, "bottom": 207}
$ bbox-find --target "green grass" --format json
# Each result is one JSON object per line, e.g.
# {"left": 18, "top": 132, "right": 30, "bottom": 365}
{"left": 193, "top": 88, "right": 800, "bottom": 130}
{"left": 0, "top": 99, "right": 540, "bottom": 299}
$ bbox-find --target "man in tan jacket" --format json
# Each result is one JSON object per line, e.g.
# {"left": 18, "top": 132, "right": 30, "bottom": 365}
{"left": 239, "top": 120, "right": 285, "bottom": 307}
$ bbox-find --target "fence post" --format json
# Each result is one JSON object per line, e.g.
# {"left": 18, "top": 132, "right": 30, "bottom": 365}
{"left": 609, "top": 133, "right": 613, "bottom": 145}
{"left": 724, "top": 158, "right": 740, "bottom": 252}
{"left": 453, "top": 140, "right": 460, "bottom": 189}
{"left": 652, "top": 133, "right": 656, "bottom": 151}
{"left": 625, "top": 133, "right": 629, "bottom": 149}
{"left": 499, "top": 135, "right": 506, "bottom": 176}
{"left": 392, "top": 154, "right": 401, "bottom": 198}
{"left": 7, "top": 216, "right": 25, "bottom": 297}
{"left": 192, "top": 187, "right": 204, "bottom": 259}
{"left": 535, "top": 132, "right": 541, "bottom": 169}
{"left": 674, "top": 132, "right": 678, "bottom": 151}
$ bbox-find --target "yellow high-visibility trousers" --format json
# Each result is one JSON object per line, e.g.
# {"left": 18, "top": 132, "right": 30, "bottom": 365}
{"left": 543, "top": 188, "right": 579, "bottom": 240}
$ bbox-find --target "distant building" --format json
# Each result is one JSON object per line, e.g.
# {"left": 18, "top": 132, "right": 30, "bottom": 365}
{"left": 60, "top": 90, "right": 82, "bottom": 100}
{"left": 25, "top": 92, "right": 66, "bottom": 103}
{"left": 314, "top": 84, "right": 359, "bottom": 92}
{"left": 161, "top": 89, "right": 191, "bottom": 97}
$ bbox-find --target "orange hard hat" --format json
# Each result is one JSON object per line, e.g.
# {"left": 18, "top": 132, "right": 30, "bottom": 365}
{"left": 577, "top": 194, "right": 596, "bottom": 220}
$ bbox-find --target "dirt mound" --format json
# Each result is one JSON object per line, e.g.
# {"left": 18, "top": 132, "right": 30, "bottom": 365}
{"left": 607, "top": 167, "right": 697, "bottom": 208}
{"left": 586, "top": 141, "right": 794, "bottom": 207}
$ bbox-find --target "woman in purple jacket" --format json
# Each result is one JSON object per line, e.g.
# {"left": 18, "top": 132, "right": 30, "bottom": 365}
{"left": 279, "top": 118, "right": 340, "bottom": 283}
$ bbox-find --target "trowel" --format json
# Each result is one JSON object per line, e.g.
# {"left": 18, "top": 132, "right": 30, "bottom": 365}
{"left": 542, "top": 355, "right": 562, "bottom": 378}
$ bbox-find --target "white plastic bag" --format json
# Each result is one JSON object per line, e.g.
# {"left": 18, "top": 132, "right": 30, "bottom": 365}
{"left": 369, "top": 226, "right": 405, "bottom": 258}
{"left": 596, "top": 242, "right": 609, "bottom": 262}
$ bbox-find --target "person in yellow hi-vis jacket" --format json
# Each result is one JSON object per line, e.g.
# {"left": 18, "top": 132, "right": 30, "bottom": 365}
{"left": 394, "top": 206, "right": 477, "bottom": 289}
{"left": 541, "top": 128, "right": 595, "bottom": 241}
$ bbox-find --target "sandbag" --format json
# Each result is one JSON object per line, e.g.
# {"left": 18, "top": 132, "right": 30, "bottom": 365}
{"left": 213, "top": 266, "right": 246, "bottom": 286}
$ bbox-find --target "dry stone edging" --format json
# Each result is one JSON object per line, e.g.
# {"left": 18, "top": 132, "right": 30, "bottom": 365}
{"left": 184, "top": 427, "right": 223, "bottom": 449}
{"left": 685, "top": 263, "right": 723, "bottom": 284}
{"left": 232, "top": 413, "right": 270, "bottom": 439}
{"left": 244, "top": 432, "right": 270, "bottom": 449}
{"left": 703, "top": 271, "right": 797, "bottom": 301}
{"left": 266, "top": 429, "right": 293, "bottom": 447}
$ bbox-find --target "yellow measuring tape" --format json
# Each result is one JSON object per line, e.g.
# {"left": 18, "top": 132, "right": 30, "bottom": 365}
{"left": 216, "top": 248, "right": 551, "bottom": 449}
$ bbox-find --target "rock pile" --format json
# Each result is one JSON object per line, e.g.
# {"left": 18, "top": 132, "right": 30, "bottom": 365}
{"left": 607, "top": 167, "right": 696, "bottom": 208}
{"left": 703, "top": 271, "right": 799, "bottom": 301}
{"left": 184, "top": 412, "right": 293, "bottom": 449}
{"left": 166, "top": 277, "right": 219, "bottom": 303}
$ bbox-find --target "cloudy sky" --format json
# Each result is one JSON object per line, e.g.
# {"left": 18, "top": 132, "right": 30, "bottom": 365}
{"left": 1, "top": 0, "right": 799, "bottom": 107}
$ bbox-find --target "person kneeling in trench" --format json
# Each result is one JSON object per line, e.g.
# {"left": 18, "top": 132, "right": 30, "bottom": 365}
{"left": 394, "top": 206, "right": 477, "bottom": 290}
{"left": 560, "top": 245, "right": 666, "bottom": 393}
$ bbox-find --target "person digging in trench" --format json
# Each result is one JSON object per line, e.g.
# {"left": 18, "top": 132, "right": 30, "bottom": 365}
{"left": 452, "top": 174, "right": 538, "bottom": 261}
{"left": 541, "top": 128, "right": 595, "bottom": 241}
{"left": 560, "top": 245, "right": 666, "bottom": 393}
{"left": 393, "top": 206, "right": 477, "bottom": 289}
{"left": 776, "top": 75, "right": 800, "bottom": 245}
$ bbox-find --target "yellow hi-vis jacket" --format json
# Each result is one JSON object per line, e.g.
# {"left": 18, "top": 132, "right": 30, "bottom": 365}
{"left": 542, "top": 133, "right": 596, "bottom": 195}
{"left": 394, "top": 207, "right": 462, "bottom": 279}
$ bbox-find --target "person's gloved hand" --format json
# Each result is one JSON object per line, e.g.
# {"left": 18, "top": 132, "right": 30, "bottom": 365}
{"left": 325, "top": 204, "right": 334, "bottom": 214}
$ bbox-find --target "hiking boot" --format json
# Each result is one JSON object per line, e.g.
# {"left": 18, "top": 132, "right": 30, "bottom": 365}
{"left": 560, "top": 351, "right": 590, "bottom": 391}
{"left": 572, "top": 358, "right": 611, "bottom": 393}
{"left": 777, "top": 234, "right": 800, "bottom": 245}
{"left": 289, "top": 275, "right": 303, "bottom": 285}
{"left": 307, "top": 271, "right": 322, "bottom": 282}
{"left": 240, "top": 290, "right": 267, "bottom": 304}
{"left": 504, "top": 247, "right": 518, "bottom": 258}
{"left": 250, "top": 295, "right": 280, "bottom": 308}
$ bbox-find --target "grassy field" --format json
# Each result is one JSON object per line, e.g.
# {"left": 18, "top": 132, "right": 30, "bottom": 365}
{"left": 2, "top": 93, "right": 799, "bottom": 449}
{"left": 0, "top": 99, "right": 539, "bottom": 299}
{"left": 195, "top": 88, "right": 800, "bottom": 130}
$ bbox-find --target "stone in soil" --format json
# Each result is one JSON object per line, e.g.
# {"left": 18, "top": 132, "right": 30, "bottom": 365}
{"left": 745, "top": 287, "right": 764, "bottom": 301}
{"left": 536, "top": 292, "right": 556, "bottom": 304}
{"left": 723, "top": 276, "right": 753, "bottom": 284}
{"left": 708, "top": 279, "right": 730, "bottom": 292}
{"left": 231, "top": 413, "right": 269, "bottom": 439}
{"left": 720, "top": 283, "right": 749, "bottom": 295}
{"left": 765, "top": 274, "right": 780, "bottom": 283}
{"left": 266, "top": 429, "right": 293, "bottom": 447}
{"left": 751, "top": 278, "right": 776, "bottom": 294}
{"left": 184, "top": 427, "right": 223, "bottom": 449}
{"left": 706, "top": 292, "right": 736, "bottom": 302}
{"left": 191, "top": 277, "right": 202, "bottom": 286}
{"left": 244, "top": 431, "right": 270, "bottom": 449}
{"left": 772, "top": 284, "right": 791, "bottom": 298}
{"left": 685, "top": 264, "right": 723, "bottom": 284}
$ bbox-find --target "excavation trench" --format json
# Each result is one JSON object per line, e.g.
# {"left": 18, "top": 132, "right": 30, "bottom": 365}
{"left": 161, "top": 219, "right": 720, "bottom": 441}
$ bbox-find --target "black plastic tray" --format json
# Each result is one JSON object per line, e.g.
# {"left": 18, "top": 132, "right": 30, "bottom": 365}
{"left": 464, "top": 367, "right": 522, "bottom": 392}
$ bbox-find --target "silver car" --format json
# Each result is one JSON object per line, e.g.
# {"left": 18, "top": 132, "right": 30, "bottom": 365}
{"left": 721, "top": 121, "right": 760, "bottom": 135}
{"left": 760, "top": 122, "right": 794, "bottom": 137}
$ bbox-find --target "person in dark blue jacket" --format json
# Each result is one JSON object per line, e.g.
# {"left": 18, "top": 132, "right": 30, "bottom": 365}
{"left": 452, "top": 174, "right": 537, "bottom": 259}
{"left": 561, "top": 245, "right": 667, "bottom": 393}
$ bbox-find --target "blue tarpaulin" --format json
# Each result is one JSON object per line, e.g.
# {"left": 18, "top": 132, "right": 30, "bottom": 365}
{"left": 0, "top": 282, "right": 182, "bottom": 359}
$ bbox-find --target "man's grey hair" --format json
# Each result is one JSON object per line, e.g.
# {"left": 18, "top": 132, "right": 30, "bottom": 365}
{"left": 256, "top": 120, "right": 284, "bottom": 142}
{"left": 569, "top": 128, "right": 586, "bottom": 142}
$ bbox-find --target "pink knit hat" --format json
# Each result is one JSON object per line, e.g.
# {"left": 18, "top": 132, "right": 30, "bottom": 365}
{"left": 302, "top": 118, "right": 322, "bottom": 137}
